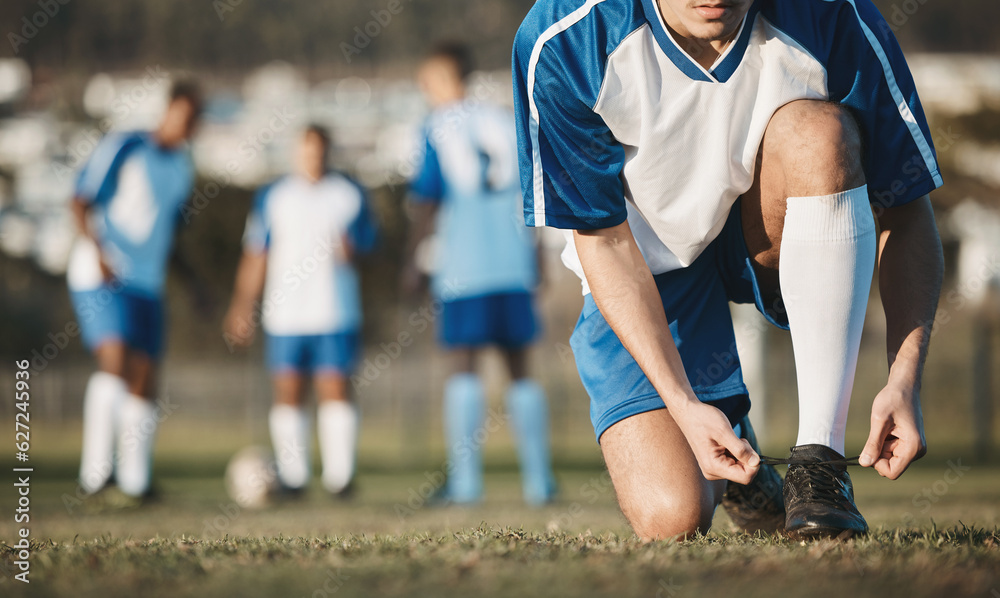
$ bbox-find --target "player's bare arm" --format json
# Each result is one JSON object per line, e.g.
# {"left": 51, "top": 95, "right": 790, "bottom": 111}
{"left": 862, "top": 194, "right": 943, "bottom": 478}
{"left": 224, "top": 250, "right": 267, "bottom": 347}
{"left": 574, "top": 222, "right": 759, "bottom": 485}
{"left": 401, "top": 200, "right": 439, "bottom": 296}
{"left": 70, "top": 196, "right": 116, "bottom": 282}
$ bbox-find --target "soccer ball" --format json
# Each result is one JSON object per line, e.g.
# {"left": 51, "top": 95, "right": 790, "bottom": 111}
{"left": 225, "top": 446, "right": 280, "bottom": 509}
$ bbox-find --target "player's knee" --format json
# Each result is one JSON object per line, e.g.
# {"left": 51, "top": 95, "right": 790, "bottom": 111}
{"left": 766, "top": 100, "right": 865, "bottom": 194}
{"left": 627, "top": 496, "right": 713, "bottom": 541}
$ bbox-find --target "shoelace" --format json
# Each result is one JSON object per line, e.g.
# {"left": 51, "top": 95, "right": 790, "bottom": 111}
{"left": 758, "top": 455, "right": 862, "bottom": 467}
{"left": 795, "top": 461, "right": 851, "bottom": 507}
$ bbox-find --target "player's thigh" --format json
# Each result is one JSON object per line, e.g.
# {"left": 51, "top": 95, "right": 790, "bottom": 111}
{"left": 118, "top": 290, "right": 165, "bottom": 396}
{"left": 93, "top": 341, "right": 127, "bottom": 377}
{"left": 71, "top": 286, "right": 128, "bottom": 375}
{"left": 600, "top": 409, "right": 726, "bottom": 540}
{"left": 314, "top": 373, "right": 350, "bottom": 403}
{"left": 501, "top": 346, "right": 528, "bottom": 381}
{"left": 123, "top": 349, "right": 157, "bottom": 398}
{"left": 272, "top": 372, "right": 306, "bottom": 406}
{"left": 265, "top": 334, "right": 310, "bottom": 405}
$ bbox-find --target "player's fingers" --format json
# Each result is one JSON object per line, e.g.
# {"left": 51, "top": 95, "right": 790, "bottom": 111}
{"left": 732, "top": 438, "right": 760, "bottom": 469}
{"left": 860, "top": 417, "right": 889, "bottom": 467}
{"left": 873, "top": 457, "right": 893, "bottom": 478}
{"left": 721, "top": 437, "right": 759, "bottom": 485}
{"left": 886, "top": 441, "right": 921, "bottom": 480}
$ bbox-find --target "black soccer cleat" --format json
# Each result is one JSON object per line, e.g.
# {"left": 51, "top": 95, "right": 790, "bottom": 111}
{"left": 783, "top": 444, "right": 868, "bottom": 540}
{"left": 721, "top": 416, "right": 786, "bottom": 534}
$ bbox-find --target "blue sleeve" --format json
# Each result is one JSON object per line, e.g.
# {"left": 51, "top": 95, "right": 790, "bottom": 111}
{"left": 409, "top": 131, "right": 445, "bottom": 203}
{"left": 830, "top": 1, "right": 942, "bottom": 209}
{"left": 242, "top": 182, "right": 272, "bottom": 253}
{"left": 770, "top": 0, "right": 942, "bottom": 210}
{"left": 347, "top": 183, "right": 378, "bottom": 255}
{"left": 513, "top": 14, "right": 627, "bottom": 230}
{"left": 74, "top": 133, "right": 141, "bottom": 205}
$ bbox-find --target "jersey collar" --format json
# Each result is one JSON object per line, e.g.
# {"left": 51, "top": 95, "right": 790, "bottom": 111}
{"left": 640, "top": 0, "right": 759, "bottom": 83}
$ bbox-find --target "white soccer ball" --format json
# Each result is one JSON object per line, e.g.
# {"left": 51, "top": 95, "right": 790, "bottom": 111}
{"left": 225, "top": 446, "right": 280, "bottom": 510}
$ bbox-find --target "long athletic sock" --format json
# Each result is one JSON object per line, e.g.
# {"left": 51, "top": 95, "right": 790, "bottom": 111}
{"left": 269, "top": 404, "right": 311, "bottom": 490}
{"left": 506, "top": 379, "right": 556, "bottom": 505}
{"left": 444, "top": 373, "right": 485, "bottom": 503}
{"left": 780, "top": 186, "right": 876, "bottom": 456}
{"left": 79, "top": 372, "right": 126, "bottom": 494}
{"left": 318, "top": 401, "right": 359, "bottom": 493}
{"left": 117, "top": 393, "right": 159, "bottom": 497}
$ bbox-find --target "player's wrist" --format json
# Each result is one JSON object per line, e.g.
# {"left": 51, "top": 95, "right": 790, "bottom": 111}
{"left": 661, "top": 388, "right": 700, "bottom": 417}
{"left": 885, "top": 358, "right": 922, "bottom": 398}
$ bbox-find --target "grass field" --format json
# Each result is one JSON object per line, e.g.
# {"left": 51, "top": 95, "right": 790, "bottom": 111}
{"left": 2, "top": 422, "right": 999, "bottom": 598}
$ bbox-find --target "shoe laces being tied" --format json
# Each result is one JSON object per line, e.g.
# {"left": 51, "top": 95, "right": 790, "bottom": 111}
{"left": 795, "top": 461, "right": 852, "bottom": 507}
{"left": 762, "top": 453, "right": 861, "bottom": 507}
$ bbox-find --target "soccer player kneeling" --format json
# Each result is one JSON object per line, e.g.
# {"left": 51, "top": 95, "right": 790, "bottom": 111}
{"left": 513, "top": 0, "right": 943, "bottom": 539}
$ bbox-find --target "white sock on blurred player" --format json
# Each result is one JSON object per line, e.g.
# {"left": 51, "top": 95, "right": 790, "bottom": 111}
{"left": 317, "top": 400, "right": 358, "bottom": 493}
{"left": 79, "top": 371, "right": 126, "bottom": 494}
{"left": 781, "top": 186, "right": 876, "bottom": 456}
{"left": 117, "top": 393, "right": 159, "bottom": 497}
{"left": 269, "top": 404, "right": 311, "bottom": 490}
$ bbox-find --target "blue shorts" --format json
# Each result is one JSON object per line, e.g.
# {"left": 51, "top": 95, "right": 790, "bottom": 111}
{"left": 265, "top": 331, "right": 360, "bottom": 375}
{"left": 71, "top": 286, "right": 165, "bottom": 358}
{"left": 439, "top": 291, "right": 537, "bottom": 349}
{"left": 571, "top": 199, "right": 790, "bottom": 442}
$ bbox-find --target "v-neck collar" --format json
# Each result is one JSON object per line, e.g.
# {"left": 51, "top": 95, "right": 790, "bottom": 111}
{"left": 640, "top": 0, "right": 759, "bottom": 83}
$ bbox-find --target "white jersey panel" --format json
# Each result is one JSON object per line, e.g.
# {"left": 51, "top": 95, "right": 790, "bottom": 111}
{"left": 561, "top": 18, "right": 828, "bottom": 291}
{"left": 259, "top": 176, "right": 364, "bottom": 335}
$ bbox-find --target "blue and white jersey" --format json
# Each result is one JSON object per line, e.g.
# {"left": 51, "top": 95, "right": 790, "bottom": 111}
{"left": 514, "top": 0, "right": 942, "bottom": 293}
{"left": 244, "top": 172, "right": 377, "bottom": 336}
{"left": 410, "top": 100, "right": 538, "bottom": 301}
{"left": 67, "top": 131, "right": 194, "bottom": 296}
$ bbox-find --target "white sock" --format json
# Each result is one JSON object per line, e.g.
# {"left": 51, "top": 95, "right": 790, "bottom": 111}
{"left": 317, "top": 401, "right": 359, "bottom": 493}
{"left": 780, "top": 186, "right": 876, "bottom": 456}
{"left": 79, "top": 372, "right": 126, "bottom": 494}
{"left": 117, "top": 393, "right": 159, "bottom": 497}
{"left": 269, "top": 404, "right": 311, "bottom": 489}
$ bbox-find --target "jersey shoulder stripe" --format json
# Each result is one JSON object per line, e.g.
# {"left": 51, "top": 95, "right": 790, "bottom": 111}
{"left": 515, "top": 0, "right": 644, "bottom": 227}
{"left": 841, "top": 0, "right": 941, "bottom": 188}
{"left": 75, "top": 131, "right": 146, "bottom": 203}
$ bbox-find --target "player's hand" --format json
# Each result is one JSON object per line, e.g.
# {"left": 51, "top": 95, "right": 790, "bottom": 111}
{"left": 223, "top": 304, "right": 256, "bottom": 349}
{"left": 673, "top": 399, "right": 760, "bottom": 485}
{"left": 860, "top": 382, "right": 926, "bottom": 479}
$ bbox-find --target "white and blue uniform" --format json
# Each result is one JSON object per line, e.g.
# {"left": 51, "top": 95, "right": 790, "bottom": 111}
{"left": 411, "top": 99, "right": 539, "bottom": 348}
{"left": 514, "top": 0, "right": 941, "bottom": 439}
{"left": 68, "top": 131, "right": 195, "bottom": 358}
{"left": 244, "top": 172, "right": 377, "bottom": 374}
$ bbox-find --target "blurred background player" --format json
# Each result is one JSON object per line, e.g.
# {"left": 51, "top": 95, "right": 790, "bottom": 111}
{"left": 69, "top": 80, "right": 202, "bottom": 499}
{"left": 224, "top": 125, "right": 377, "bottom": 497}
{"left": 403, "top": 42, "right": 556, "bottom": 506}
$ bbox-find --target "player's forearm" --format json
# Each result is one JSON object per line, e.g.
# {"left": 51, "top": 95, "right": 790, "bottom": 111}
{"left": 229, "top": 252, "right": 267, "bottom": 310}
{"left": 876, "top": 195, "right": 943, "bottom": 391}
{"left": 573, "top": 223, "right": 699, "bottom": 412}
{"left": 71, "top": 197, "right": 100, "bottom": 243}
